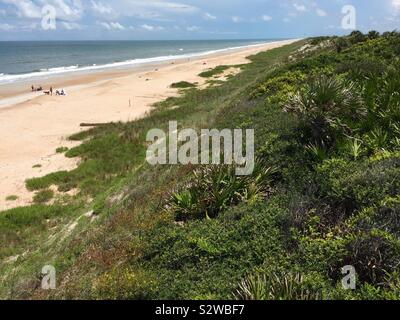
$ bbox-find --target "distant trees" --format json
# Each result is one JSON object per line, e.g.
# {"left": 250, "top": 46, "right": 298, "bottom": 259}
{"left": 368, "top": 30, "right": 380, "bottom": 40}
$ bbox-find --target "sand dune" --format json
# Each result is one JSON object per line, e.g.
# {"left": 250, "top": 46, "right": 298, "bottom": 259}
{"left": 0, "top": 39, "right": 297, "bottom": 211}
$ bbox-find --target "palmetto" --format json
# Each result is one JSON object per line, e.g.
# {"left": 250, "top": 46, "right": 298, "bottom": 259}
{"left": 285, "top": 76, "right": 366, "bottom": 144}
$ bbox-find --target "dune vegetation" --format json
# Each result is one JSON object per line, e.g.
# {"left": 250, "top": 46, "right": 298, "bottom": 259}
{"left": 1, "top": 31, "right": 400, "bottom": 300}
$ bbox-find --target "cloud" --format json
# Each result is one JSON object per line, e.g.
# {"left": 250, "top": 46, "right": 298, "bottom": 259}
{"left": 62, "top": 21, "right": 81, "bottom": 30}
{"left": 203, "top": 12, "right": 216, "bottom": 20}
{"left": 232, "top": 16, "right": 243, "bottom": 23}
{"left": 262, "top": 14, "right": 272, "bottom": 21}
{"left": 141, "top": 24, "right": 164, "bottom": 31}
{"left": 91, "top": 1, "right": 114, "bottom": 15}
{"left": 100, "top": 21, "right": 125, "bottom": 30}
{"left": 1, "top": 0, "right": 84, "bottom": 21}
{"left": 186, "top": 25, "right": 200, "bottom": 31}
{"left": 293, "top": 3, "right": 307, "bottom": 12}
{"left": 1, "top": 0, "right": 41, "bottom": 18}
{"left": 0, "top": 22, "right": 14, "bottom": 30}
{"left": 316, "top": 8, "right": 327, "bottom": 17}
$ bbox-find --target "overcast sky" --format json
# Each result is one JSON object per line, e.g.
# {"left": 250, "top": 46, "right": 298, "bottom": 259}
{"left": 0, "top": 0, "right": 399, "bottom": 40}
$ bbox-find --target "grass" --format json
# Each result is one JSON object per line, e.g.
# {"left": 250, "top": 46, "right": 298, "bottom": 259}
{"left": 33, "top": 189, "right": 54, "bottom": 204}
{"left": 170, "top": 81, "right": 197, "bottom": 89}
{"left": 2, "top": 33, "right": 400, "bottom": 300}
{"left": 6, "top": 195, "right": 18, "bottom": 201}
{"left": 199, "top": 65, "right": 231, "bottom": 78}
{"left": 56, "top": 147, "right": 69, "bottom": 154}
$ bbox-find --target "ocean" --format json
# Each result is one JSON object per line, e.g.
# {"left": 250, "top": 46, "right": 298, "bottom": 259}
{"left": 0, "top": 40, "right": 278, "bottom": 84}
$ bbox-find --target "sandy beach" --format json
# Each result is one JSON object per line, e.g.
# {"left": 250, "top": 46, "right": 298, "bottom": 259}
{"left": 0, "top": 39, "right": 297, "bottom": 211}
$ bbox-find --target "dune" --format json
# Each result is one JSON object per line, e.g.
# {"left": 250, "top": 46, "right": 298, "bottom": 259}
{"left": 0, "top": 39, "right": 297, "bottom": 211}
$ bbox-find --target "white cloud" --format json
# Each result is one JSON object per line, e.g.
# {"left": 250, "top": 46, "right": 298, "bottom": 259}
{"left": 232, "top": 16, "right": 243, "bottom": 23}
{"left": 62, "top": 21, "right": 82, "bottom": 30}
{"left": 316, "top": 8, "right": 327, "bottom": 17}
{"left": 141, "top": 24, "right": 164, "bottom": 31}
{"left": 1, "top": 0, "right": 84, "bottom": 21}
{"left": 1, "top": 0, "right": 41, "bottom": 18}
{"left": 262, "top": 14, "right": 272, "bottom": 22}
{"left": 293, "top": 3, "right": 307, "bottom": 12}
{"left": 0, "top": 23, "right": 15, "bottom": 31}
{"left": 187, "top": 25, "right": 200, "bottom": 31}
{"left": 100, "top": 21, "right": 125, "bottom": 30}
{"left": 203, "top": 12, "right": 216, "bottom": 20}
{"left": 91, "top": 1, "right": 114, "bottom": 15}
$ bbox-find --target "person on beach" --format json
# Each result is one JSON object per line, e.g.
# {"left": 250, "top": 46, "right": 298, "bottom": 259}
{"left": 50, "top": 87, "right": 53, "bottom": 95}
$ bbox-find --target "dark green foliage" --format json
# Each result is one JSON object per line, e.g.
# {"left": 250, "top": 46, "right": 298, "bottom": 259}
{"left": 284, "top": 76, "right": 366, "bottom": 146}
{"left": 3, "top": 33, "right": 400, "bottom": 300}
{"left": 168, "top": 163, "right": 276, "bottom": 221}
{"left": 33, "top": 189, "right": 54, "bottom": 204}
{"left": 199, "top": 65, "right": 230, "bottom": 78}
{"left": 170, "top": 81, "right": 196, "bottom": 89}
{"left": 368, "top": 30, "right": 380, "bottom": 40}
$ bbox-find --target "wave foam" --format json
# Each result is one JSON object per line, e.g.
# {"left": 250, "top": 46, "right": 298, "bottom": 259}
{"left": 0, "top": 41, "right": 273, "bottom": 85}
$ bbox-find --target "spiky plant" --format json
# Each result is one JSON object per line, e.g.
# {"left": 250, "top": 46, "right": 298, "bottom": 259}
{"left": 169, "top": 162, "right": 277, "bottom": 221}
{"left": 347, "top": 138, "right": 365, "bottom": 160}
{"left": 285, "top": 76, "right": 366, "bottom": 145}
{"left": 234, "top": 273, "right": 322, "bottom": 300}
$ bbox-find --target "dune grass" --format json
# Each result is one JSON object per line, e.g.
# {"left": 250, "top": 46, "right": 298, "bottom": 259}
{"left": 2, "top": 33, "right": 400, "bottom": 300}
{"left": 170, "top": 81, "right": 197, "bottom": 89}
{"left": 198, "top": 65, "right": 231, "bottom": 78}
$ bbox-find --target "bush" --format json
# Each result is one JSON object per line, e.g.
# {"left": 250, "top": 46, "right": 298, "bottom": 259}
{"left": 234, "top": 273, "right": 322, "bottom": 300}
{"left": 349, "top": 31, "right": 367, "bottom": 44}
{"left": 284, "top": 76, "right": 366, "bottom": 146}
{"left": 316, "top": 157, "right": 400, "bottom": 214}
{"left": 368, "top": 30, "right": 380, "bottom": 40}
{"left": 33, "top": 189, "right": 54, "bottom": 204}
{"left": 168, "top": 163, "right": 277, "bottom": 221}
{"left": 170, "top": 81, "right": 196, "bottom": 89}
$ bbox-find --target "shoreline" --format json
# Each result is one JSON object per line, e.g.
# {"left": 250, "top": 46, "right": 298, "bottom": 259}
{"left": 0, "top": 40, "right": 289, "bottom": 106}
{"left": 0, "top": 39, "right": 298, "bottom": 211}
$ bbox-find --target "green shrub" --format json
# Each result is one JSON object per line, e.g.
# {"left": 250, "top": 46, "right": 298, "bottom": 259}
{"left": 199, "top": 65, "right": 231, "bottom": 78}
{"left": 56, "top": 147, "right": 69, "bottom": 154}
{"left": 234, "top": 273, "right": 323, "bottom": 300}
{"left": 5, "top": 195, "right": 18, "bottom": 201}
{"left": 33, "top": 189, "right": 54, "bottom": 204}
{"left": 284, "top": 76, "right": 366, "bottom": 146}
{"left": 168, "top": 163, "right": 277, "bottom": 221}
{"left": 317, "top": 157, "right": 400, "bottom": 214}
{"left": 170, "top": 81, "right": 196, "bottom": 89}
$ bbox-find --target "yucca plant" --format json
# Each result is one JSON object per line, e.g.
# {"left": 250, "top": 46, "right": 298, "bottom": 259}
{"left": 305, "top": 142, "right": 328, "bottom": 162}
{"left": 168, "top": 161, "right": 277, "bottom": 221}
{"left": 365, "top": 127, "right": 389, "bottom": 152}
{"left": 285, "top": 76, "right": 366, "bottom": 146}
{"left": 235, "top": 273, "right": 322, "bottom": 300}
{"left": 347, "top": 138, "right": 365, "bottom": 160}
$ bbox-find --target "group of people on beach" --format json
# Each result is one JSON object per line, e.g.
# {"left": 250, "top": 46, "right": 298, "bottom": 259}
{"left": 31, "top": 85, "right": 67, "bottom": 96}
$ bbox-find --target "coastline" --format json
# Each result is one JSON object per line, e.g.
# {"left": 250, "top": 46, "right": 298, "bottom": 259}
{"left": 0, "top": 39, "right": 298, "bottom": 211}
{"left": 0, "top": 40, "right": 288, "bottom": 105}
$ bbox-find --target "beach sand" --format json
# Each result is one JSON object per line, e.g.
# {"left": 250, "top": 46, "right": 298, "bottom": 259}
{"left": 0, "top": 39, "right": 297, "bottom": 211}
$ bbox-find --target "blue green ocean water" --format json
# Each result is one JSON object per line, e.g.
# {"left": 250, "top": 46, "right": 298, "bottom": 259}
{"left": 0, "top": 39, "right": 280, "bottom": 84}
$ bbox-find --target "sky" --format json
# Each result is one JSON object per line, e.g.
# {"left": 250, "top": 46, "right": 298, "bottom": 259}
{"left": 0, "top": 0, "right": 399, "bottom": 40}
